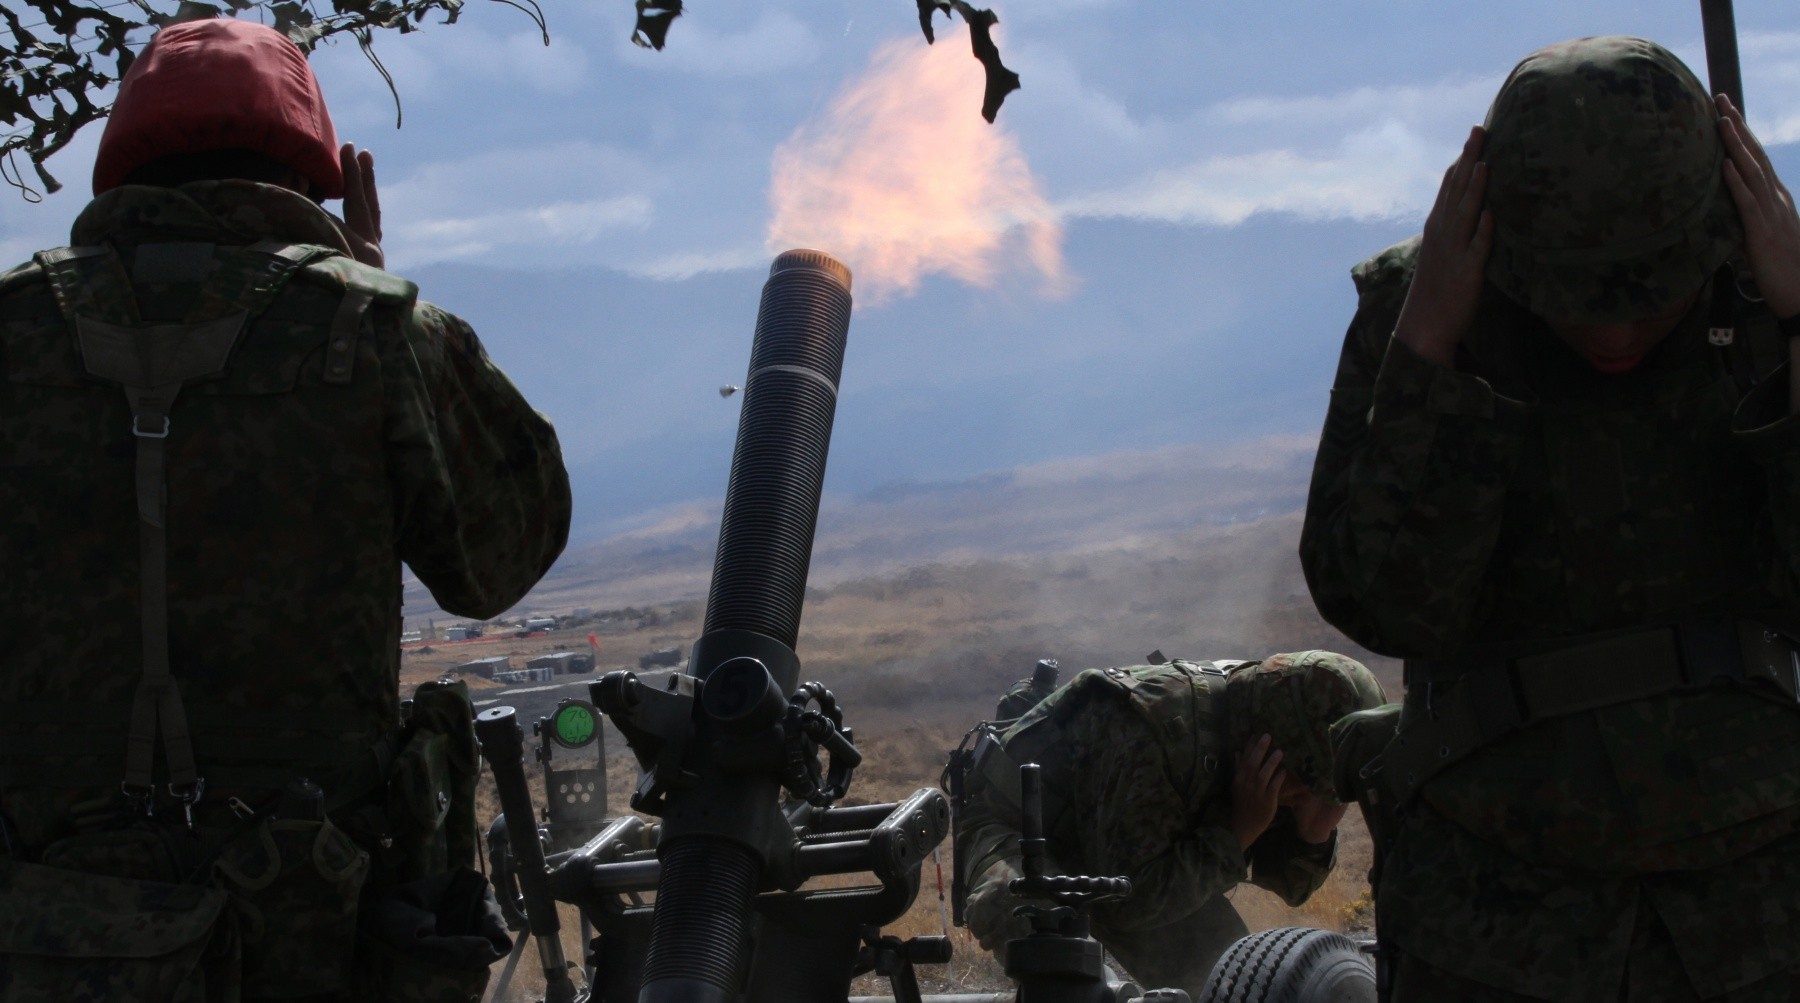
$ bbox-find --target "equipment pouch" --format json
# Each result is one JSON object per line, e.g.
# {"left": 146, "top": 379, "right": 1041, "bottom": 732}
{"left": 1331, "top": 703, "right": 1404, "bottom": 879}
{"left": 0, "top": 855, "right": 236, "bottom": 1003}
{"left": 386, "top": 728, "right": 454, "bottom": 881}
{"left": 383, "top": 679, "right": 480, "bottom": 883}
{"left": 37, "top": 824, "right": 184, "bottom": 883}
{"left": 351, "top": 866, "right": 513, "bottom": 1003}
{"left": 212, "top": 815, "right": 370, "bottom": 998}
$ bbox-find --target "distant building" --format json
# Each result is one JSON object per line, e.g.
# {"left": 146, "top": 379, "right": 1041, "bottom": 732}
{"left": 639, "top": 646, "right": 683, "bottom": 670}
{"left": 493, "top": 666, "right": 554, "bottom": 685}
{"left": 528, "top": 652, "right": 594, "bottom": 675}
{"left": 400, "top": 630, "right": 423, "bottom": 644}
{"left": 457, "top": 655, "right": 512, "bottom": 680}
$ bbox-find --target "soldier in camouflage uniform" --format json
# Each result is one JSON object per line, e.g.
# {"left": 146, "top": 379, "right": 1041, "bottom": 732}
{"left": 993, "top": 657, "right": 1060, "bottom": 721}
{"left": 0, "top": 18, "right": 571, "bottom": 1002}
{"left": 1303, "top": 37, "right": 1800, "bottom": 1001}
{"left": 958, "top": 651, "right": 1384, "bottom": 997}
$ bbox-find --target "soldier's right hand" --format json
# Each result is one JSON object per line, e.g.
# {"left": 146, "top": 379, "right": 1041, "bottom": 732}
{"left": 339, "top": 143, "right": 385, "bottom": 269}
{"left": 1230, "top": 734, "right": 1285, "bottom": 851}
{"left": 1394, "top": 125, "right": 1495, "bottom": 367}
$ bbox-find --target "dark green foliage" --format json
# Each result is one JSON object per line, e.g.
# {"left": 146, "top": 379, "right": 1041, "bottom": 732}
{"left": 0, "top": 0, "right": 500, "bottom": 198}
{"left": 915, "top": 1, "right": 1018, "bottom": 122}
{"left": 629, "top": 0, "right": 678, "bottom": 51}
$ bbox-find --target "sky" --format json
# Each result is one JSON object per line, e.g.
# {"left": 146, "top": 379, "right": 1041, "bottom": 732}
{"left": 6, "top": 0, "right": 1800, "bottom": 549}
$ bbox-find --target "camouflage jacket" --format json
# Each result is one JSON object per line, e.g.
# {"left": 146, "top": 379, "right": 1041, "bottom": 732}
{"left": 0, "top": 182, "right": 572, "bottom": 856}
{"left": 962, "top": 663, "right": 1335, "bottom": 943}
{"left": 1300, "top": 237, "right": 1800, "bottom": 869}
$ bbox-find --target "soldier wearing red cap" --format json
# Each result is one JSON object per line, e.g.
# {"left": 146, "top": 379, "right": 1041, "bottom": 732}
{"left": 0, "top": 18, "right": 571, "bottom": 1001}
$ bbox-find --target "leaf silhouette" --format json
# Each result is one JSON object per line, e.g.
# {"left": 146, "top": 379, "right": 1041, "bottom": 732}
{"left": 913, "top": 1, "right": 1019, "bottom": 123}
{"left": 631, "top": 0, "right": 681, "bottom": 50}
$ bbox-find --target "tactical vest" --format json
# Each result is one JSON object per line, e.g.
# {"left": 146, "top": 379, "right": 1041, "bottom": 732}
{"left": 0, "top": 239, "right": 419, "bottom": 834}
{"left": 1368, "top": 262, "right": 1800, "bottom": 812}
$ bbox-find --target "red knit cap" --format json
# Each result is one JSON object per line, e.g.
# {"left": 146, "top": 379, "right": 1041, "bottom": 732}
{"left": 93, "top": 18, "right": 343, "bottom": 198}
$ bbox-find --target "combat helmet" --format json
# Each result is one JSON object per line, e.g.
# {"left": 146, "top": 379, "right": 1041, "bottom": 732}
{"left": 1481, "top": 35, "right": 1741, "bottom": 323}
{"left": 92, "top": 18, "right": 344, "bottom": 197}
{"left": 1224, "top": 651, "right": 1385, "bottom": 802}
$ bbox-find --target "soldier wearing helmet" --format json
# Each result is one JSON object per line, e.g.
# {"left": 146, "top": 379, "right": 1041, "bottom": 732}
{"left": 1303, "top": 36, "right": 1800, "bottom": 1001}
{"left": 0, "top": 17, "right": 570, "bottom": 1000}
{"left": 956, "top": 650, "right": 1386, "bottom": 997}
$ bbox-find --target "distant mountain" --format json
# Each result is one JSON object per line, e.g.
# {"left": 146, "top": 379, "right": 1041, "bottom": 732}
{"left": 401, "top": 432, "right": 1399, "bottom": 698}
{"left": 403, "top": 433, "right": 1320, "bottom": 618}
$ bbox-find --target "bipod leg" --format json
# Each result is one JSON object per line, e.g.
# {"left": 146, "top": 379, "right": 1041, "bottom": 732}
{"left": 580, "top": 914, "right": 596, "bottom": 988}
{"left": 486, "top": 930, "right": 530, "bottom": 1003}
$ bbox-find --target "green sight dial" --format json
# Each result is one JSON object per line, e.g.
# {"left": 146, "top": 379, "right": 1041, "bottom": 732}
{"left": 549, "top": 700, "right": 599, "bottom": 749}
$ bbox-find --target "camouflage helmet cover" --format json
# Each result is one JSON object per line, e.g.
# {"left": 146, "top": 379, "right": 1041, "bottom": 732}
{"left": 1225, "top": 651, "right": 1386, "bottom": 802}
{"left": 1481, "top": 35, "right": 1742, "bottom": 323}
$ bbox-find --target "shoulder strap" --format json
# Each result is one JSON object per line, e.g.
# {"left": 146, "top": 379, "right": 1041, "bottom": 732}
{"left": 296, "top": 253, "right": 417, "bottom": 385}
{"left": 1711, "top": 261, "right": 1786, "bottom": 396}
{"left": 0, "top": 258, "right": 47, "bottom": 299}
{"left": 35, "top": 240, "right": 336, "bottom": 330}
{"left": 36, "top": 241, "right": 334, "bottom": 821}
{"left": 36, "top": 245, "right": 138, "bottom": 326}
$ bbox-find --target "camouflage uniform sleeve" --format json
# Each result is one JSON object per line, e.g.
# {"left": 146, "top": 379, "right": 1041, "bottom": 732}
{"left": 384, "top": 301, "right": 572, "bottom": 618}
{"left": 1298, "top": 240, "right": 1532, "bottom": 657}
{"left": 1732, "top": 361, "right": 1800, "bottom": 601}
{"left": 1243, "top": 810, "right": 1336, "bottom": 907}
{"left": 1068, "top": 697, "right": 1251, "bottom": 934}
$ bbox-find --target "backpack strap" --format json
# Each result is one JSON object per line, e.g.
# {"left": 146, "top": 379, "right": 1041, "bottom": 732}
{"left": 1710, "top": 260, "right": 1786, "bottom": 396}
{"left": 31, "top": 241, "right": 334, "bottom": 822}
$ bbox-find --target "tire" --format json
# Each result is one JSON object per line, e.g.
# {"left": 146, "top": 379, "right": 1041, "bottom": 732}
{"left": 1198, "top": 927, "right": 1375, "bottom": 1003}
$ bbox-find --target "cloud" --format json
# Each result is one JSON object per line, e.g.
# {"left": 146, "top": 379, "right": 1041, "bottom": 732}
{"left": 399, "top": 196, "right": 653, "bottom": 264}
{"left": 1060, "top": 120, "right": 1445, "bottom": 226}
{"left": 766, "top": 33, "right": 1070, "bottom": 306}
{"left": 1741, "top": 31, "right": 1800, "bottom": 145}
{"left": 617, "top": 10, "right": 822, "bottom": 77}
{"left": 1053, "top": 76, "right": 1499, "bottom": 229}
{"left": 378, "top": 140, "right": 661, "bottom": 269}
{"left": 313, "top": 20, "right": 591, "bottom": 114}
{"left": 627, "top": 246, "right": 770, "bottom": 282}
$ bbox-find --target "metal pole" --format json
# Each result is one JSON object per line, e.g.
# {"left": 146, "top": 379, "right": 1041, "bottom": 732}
{"left": 1701, "top": 0, "right": 1744, "bottom": 111}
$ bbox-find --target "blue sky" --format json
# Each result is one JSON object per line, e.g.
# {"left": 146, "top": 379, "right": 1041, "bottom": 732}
{"left": 7, "top": 1, "right": 1800, "bottom": 546}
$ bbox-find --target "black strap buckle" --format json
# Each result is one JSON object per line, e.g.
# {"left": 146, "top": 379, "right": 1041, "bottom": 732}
{"left": 120, "top": 781, "right": 155, "bottom": 817}
{"left": 169, "top": 778, "right": 206, "bottom": 830}
{"left": 131, "top": 413, "right": 171, "bottom": 439}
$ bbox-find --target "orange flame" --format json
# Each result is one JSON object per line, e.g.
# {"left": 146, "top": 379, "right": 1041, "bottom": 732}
{"left": 766, "top": 34, "right": 1069, "bottom": 306}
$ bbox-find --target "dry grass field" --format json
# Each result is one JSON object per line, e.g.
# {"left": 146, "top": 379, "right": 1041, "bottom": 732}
{"left": 452, "top": 503, "right": 1398, "bottom": 1001}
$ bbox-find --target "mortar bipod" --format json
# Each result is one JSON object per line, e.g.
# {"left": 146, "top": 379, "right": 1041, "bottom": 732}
{"left": 1004, "top": 763, "right": 1189, "bottom": 1003}
{"left": 476, "top": 706, "right": 583, "bottom": 1003}
{"left": 547, "top": 788, "right": 952, "bottom": 1002}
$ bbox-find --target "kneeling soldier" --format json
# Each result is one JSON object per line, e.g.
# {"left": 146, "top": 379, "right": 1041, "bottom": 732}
{"left": 957, "top": 651, "right": 1385, "bottom": 998}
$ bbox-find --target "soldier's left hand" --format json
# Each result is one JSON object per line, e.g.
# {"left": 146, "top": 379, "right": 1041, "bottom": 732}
{"left": 1719, "top": 95, "right": 1800, "bottom": 319}
{"left": 1291, "top": 793, "right": 1347, "bottom": 845}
